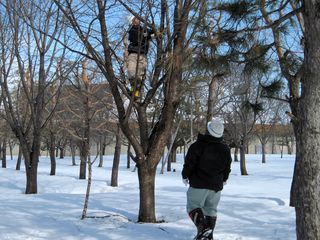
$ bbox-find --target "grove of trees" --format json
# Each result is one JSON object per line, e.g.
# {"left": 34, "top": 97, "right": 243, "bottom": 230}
{"left": 0, "top": 1, "right": 319, "bottom": 239}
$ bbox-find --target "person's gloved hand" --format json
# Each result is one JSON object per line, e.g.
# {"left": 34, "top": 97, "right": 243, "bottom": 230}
{"left": 182, "top": 178, "right": 189, "bottom": 186}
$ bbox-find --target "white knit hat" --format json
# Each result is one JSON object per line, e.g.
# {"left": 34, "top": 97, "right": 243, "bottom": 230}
{"left": 127, "top": 15, "right": 135, "bottom": 24}
{"left": 207, "top": 118, "right": 224, "bottom": 138}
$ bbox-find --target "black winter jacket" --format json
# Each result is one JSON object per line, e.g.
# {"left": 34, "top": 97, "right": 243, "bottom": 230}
{"left": 128, "top": 25, "right": 153, "bottom": 55}
{"left": 182, "top": 134, "right": 232, "bottom": 192}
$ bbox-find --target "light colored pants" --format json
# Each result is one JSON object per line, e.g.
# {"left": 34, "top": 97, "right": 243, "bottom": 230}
{"left": 127, "top": 53, "right": 147, "bottom": 81}
{"left": 187, "top": 187, "right": 221, "bottom": 216}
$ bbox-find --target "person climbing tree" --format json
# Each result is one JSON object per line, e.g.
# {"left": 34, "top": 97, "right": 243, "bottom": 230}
{"left": 125, "top": 15, "right": 154, "bottom": 99}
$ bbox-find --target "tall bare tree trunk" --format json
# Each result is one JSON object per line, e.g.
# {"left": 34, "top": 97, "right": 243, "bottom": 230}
{"left": 16, "top": 146, "right": 22, "bottom": 170}
{"left": 23, "top": 144, "right": 40, "bottom": 194}
{"left": 137, "top": 165, "right": 156, "bottom": 222}
{"left": 287, "top": 139, "right": 293, "bottom": 155}
{"left": 111, "top": 126, "right": 121, "bottom": 187}
{"left": 234, "top": 147, "right": 239, "bottom": 162}
{"left": 290, "top": 2, "right": 320, "bottom": 239}
{"left": 79, "top": 141, "right": 88, "bottom": 179}
{"left": 271, "top": 135, "right": 276, "bottom": 154}
{"left": 1, "top": 139, "right": 6, "bottom": 168}
{"left": 70, "top": 141, "right": 77, "bottom": 166}
{"left": 167, "top": 150, "right": 172, "bottom": 172}
{"left": 81, "top": 154, "right": 93, "bottom": 220}
{"left": 8, "top": 141, "right": 13, "bottom": 160}
{"left": 98, "top": 136, "right": 104, "bottom": 167}
{"left": 49, "top": 132, "right": 56, "bottom": 176}
{"left": 171, "top": 144, "right": 178, "bottom": 163}
{"left": 59, "top": 146, "right": 64, "bottom": 159}
{"left": 127, "top": 143, "right": 131, "bottom": 169}
{"left": 25, "top": 163, "right": 38, "bottom": 193}
{"left": 261, "top": 142, "right": 266, "bottom": 164}
{"left": 102, "top": 138, "right": 107, "bottom": 156}
{"left": 79, "top": 59, "right": 91, "bottom": 180}
{"left": 55, "top": 146, "right": 59, "bottom": 158}
{"left": 240, "top": 140, "right": 248, "bottom": 175}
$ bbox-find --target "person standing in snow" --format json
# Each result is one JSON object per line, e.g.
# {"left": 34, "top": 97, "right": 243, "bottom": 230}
{"left": 182, "top": 118, "right": 232, "bottom": 240}
{"left": 125, "top": 15, "right": 154, "bottom": 98}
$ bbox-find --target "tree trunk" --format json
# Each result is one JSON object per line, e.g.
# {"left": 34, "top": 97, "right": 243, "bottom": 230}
{"left": 55, "top": 147, "right": 59, "bottom": 158}
{"left": 137, "top": 165, "right": 156, "bottom": 222}
{"left": 240, "top": 144, "right": 248, "bottom": 175}
{"left": 111, "top": 126, "right": 121, "bottom": 187}
{"left": 81, "top": 154, "right": 93, "bottom": 220}
{"left": 96, "top": 141, "right": 100, "bottom": 158}
{"left": 59, "top": 147, "right": 64, "bottom": 159}
{"left": 287, "top": 140, "right": 292, "bottom": 155}
{"left": 98, "top": 137, "right": 104, "bottom": 167}
{"left": 290, "top": 2, "right": 320, "bottom": 239}
{"left": 16, "top": 146, "right": 22, "bottom": 170}
{"left": 234, "top": 147, "right": 239, "bottom": 162}
{"left": 127, "top": 143, "right": 131, "bottom": 169}
{"left": 79, "top": 60, "right": 91, "bottom": 179}
{"left": 167, "top": 149, "right": 172, "bottom": 172}
{"left": 70, "top": 141, "right": 77, "bottom": 166}
{"left": 9, "top": 141, "right": 13, "bottom": 160}
{"left": 291, "top": 114, "right": 320, "bottom": 239}
{"left": 271, "top": 135, "right": 276, "bottom": 154}
{"left": 261, "top": 142, "right": 266, "bottom": 164}
{"left": 171, "top": 144, "right": 177, "bottom": 163}
{"left": 49, "top": 132, "right": 56, "bottom": 175}
{"left": 24, "top": 150, "right": 39, "bottom": 194}
{"left": 1, "top": 139, "right": 6, "bottom": 168}
{"left": 50, "top": 149, "right": 56, "bottom": 176}
{"left": 79, "top": 145, "right": 87, "bottom": 179}
{"left": 79, "top": 137, "right": 89, "bottom": 179}
{"left": 102, "top": 138, "right": 107, "bottom": 156}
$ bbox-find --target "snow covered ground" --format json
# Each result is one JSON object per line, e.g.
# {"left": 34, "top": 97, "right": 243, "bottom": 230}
{"left": 0, "top": 154, "right": 296, "bottom": 240}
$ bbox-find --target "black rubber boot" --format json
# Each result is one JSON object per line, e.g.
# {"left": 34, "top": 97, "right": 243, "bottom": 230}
{"left": 189, "top": 208, "right": 206, "bottom": 239}
{"left": 203, "top": 216, "right": 217, "bottom": 239}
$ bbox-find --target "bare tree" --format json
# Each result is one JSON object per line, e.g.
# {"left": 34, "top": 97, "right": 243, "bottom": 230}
{"left": 58, "top": 59, "right": 112, "bottom": 179}
{"left": 255, "top": 97, "right": 286, "bottom": 163}
{"left": 0, "top": 0, "right": 67, "bottom": 193}
{"left": 53, "top": 0, "right": 204, "bottom": 222}
{"left": 160, "top": 118, "right": 181, "bottom": 174}
{"left": 224, "top": 64, "right": 263, "bottom": 175}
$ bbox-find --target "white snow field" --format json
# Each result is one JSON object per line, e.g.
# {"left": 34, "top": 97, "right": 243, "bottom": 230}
{"left": 0, "top": 154, "right": 296, "bottom": 240}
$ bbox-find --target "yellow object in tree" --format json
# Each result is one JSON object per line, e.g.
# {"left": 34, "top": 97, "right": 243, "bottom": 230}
{"left": 134, "top": 90, "right": 140, "bottom": 97}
